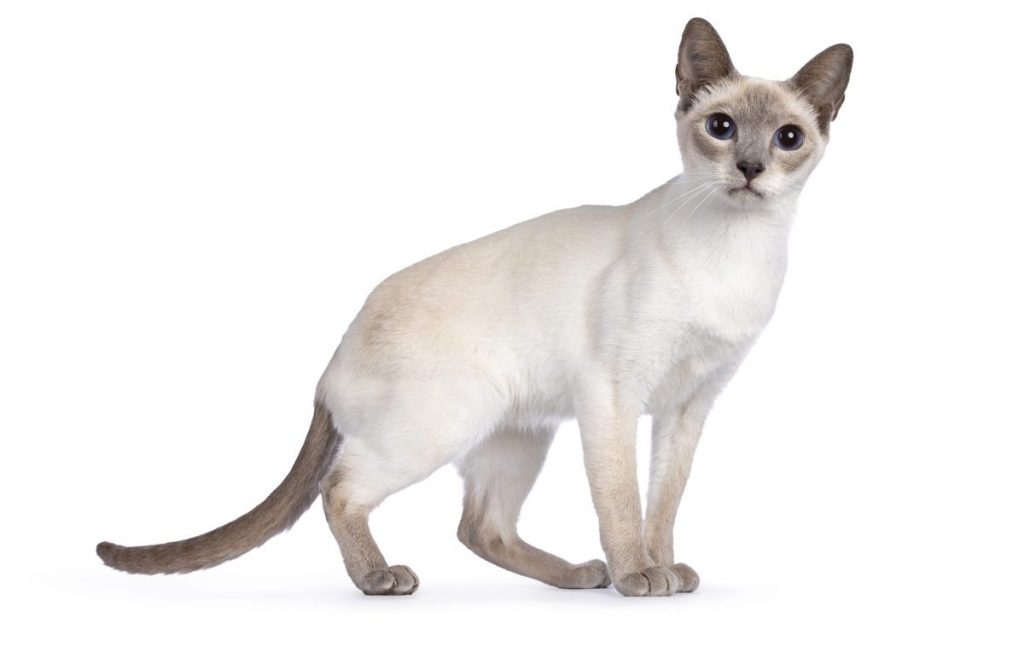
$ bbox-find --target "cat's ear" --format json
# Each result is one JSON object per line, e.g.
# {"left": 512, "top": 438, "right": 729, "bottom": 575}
{"left": 789, "top": 44, "right": 853, "bottom": 133}
{"left": 675, "top": 18, "right": 736, "bottom": 111}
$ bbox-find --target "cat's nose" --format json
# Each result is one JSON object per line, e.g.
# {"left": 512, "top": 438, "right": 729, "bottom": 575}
{"left": 736, "top": 161, "right": 765, "bottom": 181}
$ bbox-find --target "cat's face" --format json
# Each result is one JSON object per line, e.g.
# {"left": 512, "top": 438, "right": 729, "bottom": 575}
{"left": 678, "top": 79, "right": 827, "bottom": 204}
{"left": 674, "top": 19, "right": 852, "bottom": 207}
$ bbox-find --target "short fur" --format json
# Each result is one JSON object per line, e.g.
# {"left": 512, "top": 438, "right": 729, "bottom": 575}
{"left": 98, "top": 18, "right": 852, "bottom": 596}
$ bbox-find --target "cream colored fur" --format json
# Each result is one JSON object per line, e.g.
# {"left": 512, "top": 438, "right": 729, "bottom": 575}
{"left": 315, "top": 19, "right": 851, "bottom": 595}
{"left": 97, "top": 18, "right": 852, "bottom": 597}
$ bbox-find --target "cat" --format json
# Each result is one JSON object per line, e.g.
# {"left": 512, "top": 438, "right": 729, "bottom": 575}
{"left": 97, "top": 17, "right": 852, "bottom": 597}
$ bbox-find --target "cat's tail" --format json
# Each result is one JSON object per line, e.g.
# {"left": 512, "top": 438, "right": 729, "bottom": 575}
{"left": 95, "top": 402, "right": 342, "bottom": 574}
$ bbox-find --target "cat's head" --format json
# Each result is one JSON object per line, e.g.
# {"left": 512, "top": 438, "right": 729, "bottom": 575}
{"left": 674, "top": 18, "right": 852, "bottom": 206}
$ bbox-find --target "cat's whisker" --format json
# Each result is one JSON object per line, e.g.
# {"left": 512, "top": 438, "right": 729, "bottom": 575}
{"left": 658, "top": 181, "right": 720, "bottom": 216}
{"left": 665, "top": 174, "right": 721, "bottom": 183}
{"left": 682, "top": 183, "right": 723, "bottom": 222}
{"left": 662, "top": 176, "right": 724, "bottom": 189}
{"left": 664, "top": 176, "right": 722, "bottom": 185}
{"left": 674, "top": 183, "right": 724, "bottom": 223}
{"left": 658, "top": 181, "right": 722, "bottom": 229}
{"left": 635, "top": 180, "right": 721, "bottom": 222}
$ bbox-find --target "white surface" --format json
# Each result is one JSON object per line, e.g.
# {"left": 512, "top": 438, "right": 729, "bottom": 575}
{"left": 1, "top": 1, "right": 1021, "bottom": 649}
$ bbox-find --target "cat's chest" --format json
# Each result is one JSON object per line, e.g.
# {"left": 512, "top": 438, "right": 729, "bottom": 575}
{"left": 669, "top": 223, "right": 788, "bottom": 342}
{"left": 641, "top": 249, "right": 784, "bottom": 412}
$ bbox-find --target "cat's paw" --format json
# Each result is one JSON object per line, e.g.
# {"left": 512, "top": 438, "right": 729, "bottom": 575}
{"left": 670, "top": 562, "right": 699, "bottom": 593}
{"left": 566, "top": 559, "right": 611, "bottom": 589}
{"left": 613, "top": 566, "right": 681, "bottom": 597}
{"left": 358, "top": 565, "right": 420, "bottom": 596}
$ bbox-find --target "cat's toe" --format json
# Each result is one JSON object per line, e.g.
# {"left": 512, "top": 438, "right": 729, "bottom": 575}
{"left": 614, "top": 566, "right": 678, "bottom": 597}
{"left": 358, "top": 565, "right": 420, "bottom": 596}
{"left": 388, "top": 564, "right": 420, "bottom": 594}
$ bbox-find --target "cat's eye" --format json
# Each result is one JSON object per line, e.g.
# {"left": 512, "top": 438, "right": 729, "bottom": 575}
{"left": 773, "top": 125, "right": 804, "bottom": 151}
{"left": 705, "top": 113, "right": 736, "bottom": 140}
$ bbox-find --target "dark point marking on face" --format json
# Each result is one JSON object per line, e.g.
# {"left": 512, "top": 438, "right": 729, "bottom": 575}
{"left": 690, "top": 115, "right": 724, "bottom": 160}
{"left": 774, "top": 142, "right": 813, "bottom": 174}
{"left": 687, "top": 81, "right": 813, "bottom": 168}
{"left": 672, "top": 19, "right": 851, "bottom": 195}
{"left": 674, "top": 19, "right": 852, "bottom": 137}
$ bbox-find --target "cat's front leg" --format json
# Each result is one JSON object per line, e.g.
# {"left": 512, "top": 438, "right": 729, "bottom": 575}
{"left": 577, "top": 391, "right": 681, "bottom": 597}
{"left": 643, "top": 389, "right": 719, "bottom": 593}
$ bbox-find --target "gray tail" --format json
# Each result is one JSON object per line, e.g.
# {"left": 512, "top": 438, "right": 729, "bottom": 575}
{"left": 96, "top": 403, "right": 341, "bottom": 575}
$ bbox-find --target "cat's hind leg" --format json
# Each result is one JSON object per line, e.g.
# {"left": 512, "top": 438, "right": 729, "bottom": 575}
{"left": 456, "top": 426, "right": 611, "bottom": 589}
{"left": 320, "top": 382, "right": 501, "bottom": 595}
{"left": 319, "top": 435, "right": 429, "bottom": 596}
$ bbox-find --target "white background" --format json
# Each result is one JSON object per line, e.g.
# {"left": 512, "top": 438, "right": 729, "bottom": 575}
{"left": 2, "top": 1, "right": 1022, "bottom": 650}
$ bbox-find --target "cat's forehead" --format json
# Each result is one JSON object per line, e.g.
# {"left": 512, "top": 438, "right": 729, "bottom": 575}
{"left": 694, "top": 78, "right": 819, "bottom": 132}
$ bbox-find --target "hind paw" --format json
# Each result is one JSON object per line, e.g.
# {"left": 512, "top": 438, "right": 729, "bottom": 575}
{"left": 565, "top": 559, "right": 611, "bottom": 589}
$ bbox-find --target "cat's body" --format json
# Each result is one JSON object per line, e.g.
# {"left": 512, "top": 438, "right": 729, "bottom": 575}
{"left": 321, "top": 176, "right": 789, "bottom": 445}
{"left": 98, "top": 19, "right": 852, "bottom": 597}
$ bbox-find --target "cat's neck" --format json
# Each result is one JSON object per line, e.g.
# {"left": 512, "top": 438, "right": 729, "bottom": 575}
{"left": 626, "top": 173, "right": 797, "bottom": 262}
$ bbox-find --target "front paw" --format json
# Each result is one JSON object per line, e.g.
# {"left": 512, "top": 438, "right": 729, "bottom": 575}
{"left": 670, "top": 562, "right": 699, "bottom": 593}
{"left": 613, "top": 566, "right": 681, "bottom": 597}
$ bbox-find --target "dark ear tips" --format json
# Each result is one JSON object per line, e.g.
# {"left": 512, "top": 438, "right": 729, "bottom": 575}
{"left": 833, "top": 43, "right": 854, "bottom": 62}
{"left": 684, "top": 17, "right": 716, "bottom": 33}
{"left": 823, "top": 43, "right": 854, "bottom": 81}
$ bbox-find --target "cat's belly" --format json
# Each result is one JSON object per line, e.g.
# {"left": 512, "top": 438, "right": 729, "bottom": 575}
{"left": 498, "top": 354, "right": 581, "bottom": 431}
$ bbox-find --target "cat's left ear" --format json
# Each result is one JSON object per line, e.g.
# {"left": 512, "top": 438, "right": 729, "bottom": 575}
{"left": 790, "top": 44, "right": 854, "bottom": 133}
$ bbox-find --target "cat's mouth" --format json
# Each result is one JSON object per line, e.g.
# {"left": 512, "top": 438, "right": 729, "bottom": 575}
{"left": 727, "top": 184, "right": 765, "bottom": 199}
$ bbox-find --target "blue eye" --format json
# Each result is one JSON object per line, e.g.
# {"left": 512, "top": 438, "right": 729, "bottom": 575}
{"left": 705, "top": 113, "right": 735, "bottom": 140}
{"left": 773, "top": 125, "right": 804, "bottom": 150}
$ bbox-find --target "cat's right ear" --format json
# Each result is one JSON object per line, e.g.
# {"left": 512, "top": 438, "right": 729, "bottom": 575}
{"left": 675, "top": 18, "right": 736, "bottom": 112}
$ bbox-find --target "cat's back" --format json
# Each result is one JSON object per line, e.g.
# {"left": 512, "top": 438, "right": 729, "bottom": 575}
{"left": 369, "top": 204, "right": 626, "bottom": 313}
{"left": 331, "top": 204, "right": 628, "bottom": 373}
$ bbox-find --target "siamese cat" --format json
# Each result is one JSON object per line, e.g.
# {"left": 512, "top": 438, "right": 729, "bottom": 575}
{"left": 98, "top": 18, "right": 853, "bottom": 597}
